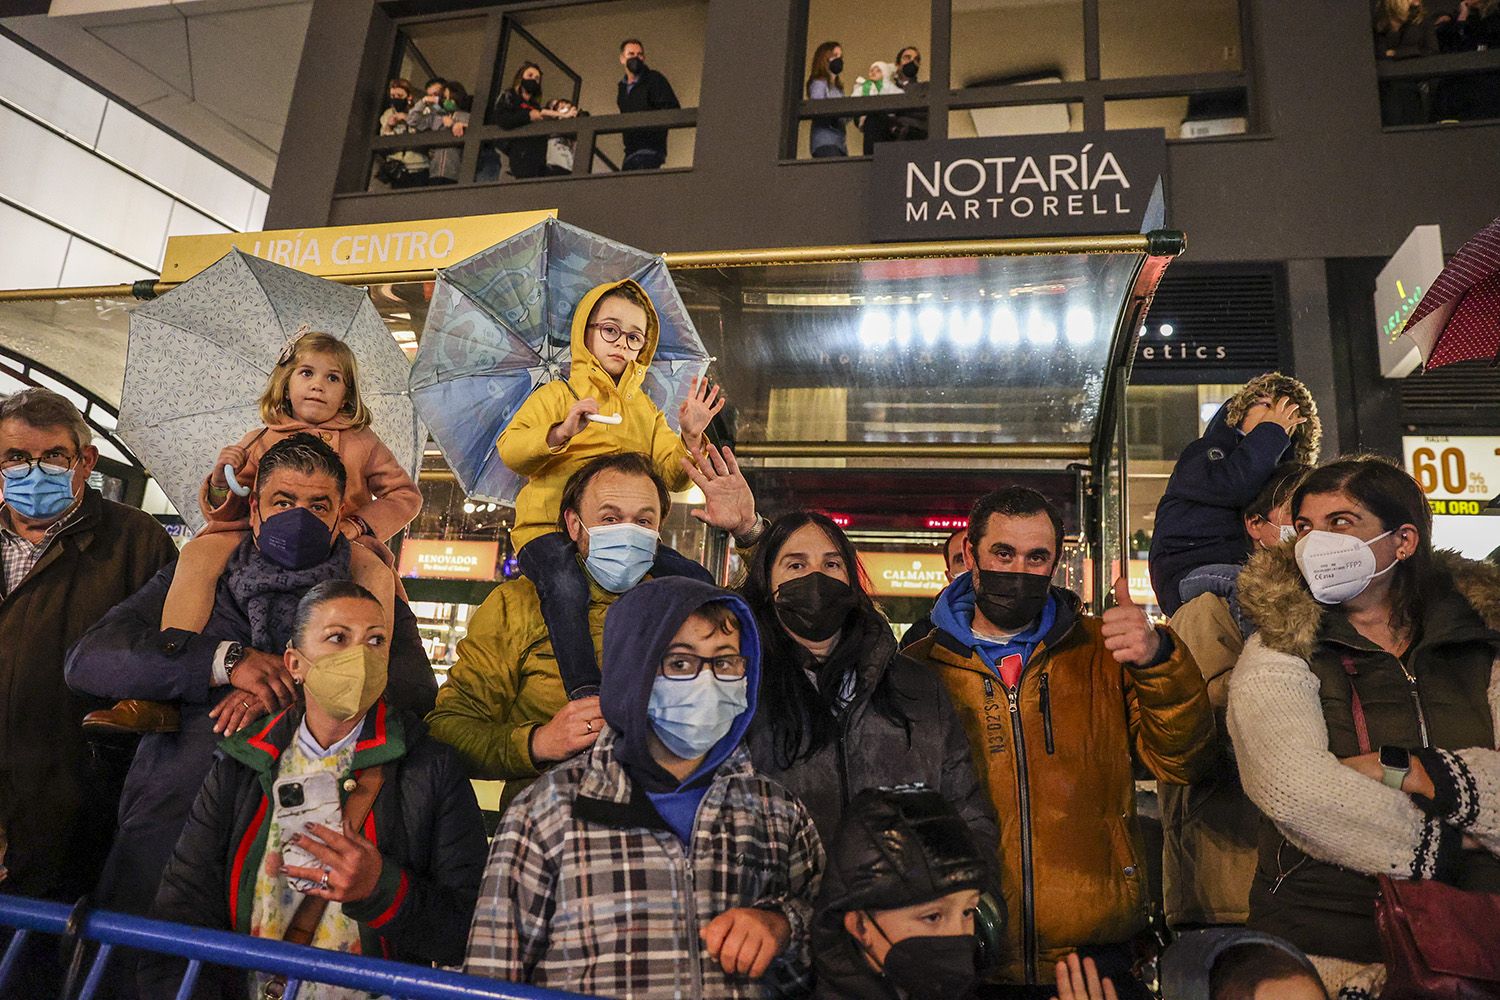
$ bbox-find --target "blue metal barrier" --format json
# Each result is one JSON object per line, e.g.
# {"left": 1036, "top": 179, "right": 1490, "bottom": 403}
{"left": 0, "top": 895, "right": 593, "bottom": 1000}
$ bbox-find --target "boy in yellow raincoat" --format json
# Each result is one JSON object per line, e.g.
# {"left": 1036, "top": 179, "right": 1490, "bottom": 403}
{"left": 499, "top": 278, "right": 723, "bottom": 698}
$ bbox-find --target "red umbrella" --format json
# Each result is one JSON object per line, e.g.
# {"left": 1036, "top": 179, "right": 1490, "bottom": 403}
{"left": 1402, "top": 215, "right": 1500, "bottom": 370}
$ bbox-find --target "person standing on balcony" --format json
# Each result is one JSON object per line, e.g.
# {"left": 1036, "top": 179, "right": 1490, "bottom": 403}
{"left": 616, "top": 38, "right": 680, "bottom": 171}
{"left": 888, "top": 46, "right": 930, "bottom": 143}
{"left": 807, "top": 42, "right": 850, "bottom": 158}
{"left": 495, "top": 63, "right": 570, "bottom": 180}
{"left": 376, "top": 78, "right": 429, "bottom": 188}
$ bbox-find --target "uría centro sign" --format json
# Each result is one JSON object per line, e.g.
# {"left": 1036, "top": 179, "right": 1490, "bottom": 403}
{"left": 873, "top": 130, "right": 1167, "bottom": 240}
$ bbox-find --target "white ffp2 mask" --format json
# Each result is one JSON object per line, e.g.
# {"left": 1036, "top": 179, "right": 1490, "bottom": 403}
{"left": 1294, "top": 529, "right": 1395, "bottom": 605}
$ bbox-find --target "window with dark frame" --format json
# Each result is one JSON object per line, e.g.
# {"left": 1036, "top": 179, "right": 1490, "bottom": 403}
{"left": 360, "top": 1, "right": 705, "bottom": 193}
{"left": 788, "top": 0, "right": 1256, "bottom": 160}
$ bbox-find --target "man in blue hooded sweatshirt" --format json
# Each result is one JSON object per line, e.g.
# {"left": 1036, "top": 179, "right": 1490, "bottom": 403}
{"left": 464, "top": 576, "right": 823, "bottom": 999}
{"left": 905, "top": 486, "right": 1213, "bottom": 996}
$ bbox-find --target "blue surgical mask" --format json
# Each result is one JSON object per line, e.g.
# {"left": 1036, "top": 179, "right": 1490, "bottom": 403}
{"left": 584, "top": 522, "right": 659, "bottom": 593}
{"left": 2, "top": 463, "right": 75, "bottom": 521}
{"left": 256, "top": 506, "right": 334, "bottom": 570}
{"left": 647, "top": 671, "right": 749, "bottom": 760}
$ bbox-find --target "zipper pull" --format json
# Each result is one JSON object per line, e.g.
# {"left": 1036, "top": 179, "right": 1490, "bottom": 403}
{"left": 1040, "top": 673, "right": 1056, "bottom": 755}
{"left": 1007, "top": 688, "right": 1019, "bottom": 715}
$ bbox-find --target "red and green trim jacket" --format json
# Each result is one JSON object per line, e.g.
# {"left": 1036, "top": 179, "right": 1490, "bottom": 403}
{"left": 143, "top": 701, "right": 487, "bottom": 997}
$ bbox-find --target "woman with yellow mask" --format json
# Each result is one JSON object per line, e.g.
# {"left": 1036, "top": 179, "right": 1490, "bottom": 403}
{"left": 141, "top": 581, "right": 488, "bottom": 1000}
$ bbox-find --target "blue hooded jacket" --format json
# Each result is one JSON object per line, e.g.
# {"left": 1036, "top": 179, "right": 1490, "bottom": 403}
{"left": 1148, "top": 399, "right": 1292, "bottom": 616}
{"left": 599, "top": 576, "right": 762, "bottom": 842}
{"left": 929, "top": 571, "right": 1058, "bottom": 679}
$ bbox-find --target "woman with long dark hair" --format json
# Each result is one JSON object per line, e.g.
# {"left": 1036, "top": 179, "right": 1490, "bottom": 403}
{"left": 806, "top": 42, "right": 850, "bottom": 158}
{"left": 741, "top": 511, "right": 997, "bottom": 853}
{"left": 494, "top": 61, "right": 570, "bottom": 179}
{"left": 1229, "top": 456, "right": 1500, "bottom": 997}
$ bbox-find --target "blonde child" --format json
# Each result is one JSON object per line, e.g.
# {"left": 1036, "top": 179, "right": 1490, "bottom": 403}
{"left": 499, "top": 278, "right": 723, "bottom": 698}
{"left": 87, "top": 332, "right": 415, "bottom": 735}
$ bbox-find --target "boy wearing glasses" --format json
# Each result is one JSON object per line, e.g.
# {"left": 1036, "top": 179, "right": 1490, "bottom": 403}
{"left": 465, "top": 576, "right": 823, "bottom": 999}
{"left": 500, "top": 279, "right": 725, "bottom": 698}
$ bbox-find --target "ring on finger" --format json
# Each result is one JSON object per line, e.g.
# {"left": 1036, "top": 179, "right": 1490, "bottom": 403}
{"left": 585, "top": 719, "right": 594, "bottom": 733}
{"left": 318, "top": 870, "right": 331, "bottom": 891}
{"left": 242, "top": 700, "right": 252, "bottom": 710}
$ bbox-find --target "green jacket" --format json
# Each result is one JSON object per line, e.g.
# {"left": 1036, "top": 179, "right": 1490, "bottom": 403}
{"left": 426, "top": 572, "right": 619, "bottom": 807}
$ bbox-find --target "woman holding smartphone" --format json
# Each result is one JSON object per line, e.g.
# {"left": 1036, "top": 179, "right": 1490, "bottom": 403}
{"left": 143, "top": 581, "right": 487, "bottom": 1000}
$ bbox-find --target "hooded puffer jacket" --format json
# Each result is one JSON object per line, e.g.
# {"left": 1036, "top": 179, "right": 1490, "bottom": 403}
{"left": 1150, "top": 372, "right": 1320, "bottom": 615}
{"left": 498, "top": 278, "right": 692, "bottom": 549}
{"left": 813, "top": 786, "right": 990, "bottom": 1000}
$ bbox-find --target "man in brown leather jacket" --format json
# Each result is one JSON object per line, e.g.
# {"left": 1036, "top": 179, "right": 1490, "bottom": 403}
{"left": 905, "top": 486, "right": 1215, "bottom": 996}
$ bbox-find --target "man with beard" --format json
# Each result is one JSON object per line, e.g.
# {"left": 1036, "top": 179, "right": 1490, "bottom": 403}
{"left": 904, "top": 486, "right": 1214, "bottom": 998}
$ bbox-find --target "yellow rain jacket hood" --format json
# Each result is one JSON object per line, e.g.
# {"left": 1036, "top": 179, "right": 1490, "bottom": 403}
{"left": 498, "top": 279, "right": 691, "bottom": 548}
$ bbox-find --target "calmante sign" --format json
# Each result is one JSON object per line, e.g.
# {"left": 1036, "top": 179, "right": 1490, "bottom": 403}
{"left": 859, "top": 551, "right": 951, "bottom": 598}
{"left": 1402, "top": 435, "right": 1500, "bottom": 514}
{"left": 161, "top": 210, "right": 557, "bottom": 282}
{"left": 871, "top": 130, "right": 1167, "bottom": 241}
{"left": 398, "top": 539, "right": 501, "bottom": 580}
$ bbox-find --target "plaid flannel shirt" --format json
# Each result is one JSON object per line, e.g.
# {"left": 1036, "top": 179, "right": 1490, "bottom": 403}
{"left": 465, "top": 730, "right": 824, "bottom": 999}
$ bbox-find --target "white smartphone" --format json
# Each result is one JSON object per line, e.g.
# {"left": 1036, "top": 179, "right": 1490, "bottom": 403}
{"left": 272, "top": 771, "right": 342, "bottom": 893}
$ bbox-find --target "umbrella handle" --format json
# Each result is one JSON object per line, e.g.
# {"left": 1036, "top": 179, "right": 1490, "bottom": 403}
{"left": 224, "top": 465, "right": 252, "bottom": 497}
{"left": 585, "top": 413, "right": 623, "bottom": 425}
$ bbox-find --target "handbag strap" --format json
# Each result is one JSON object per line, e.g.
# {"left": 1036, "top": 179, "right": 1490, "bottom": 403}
{"left": 1342, "top": 654, "right": 1373, "bottom": 755}
{"left": 281, "top": 765, "right": 386, "bottom": 947}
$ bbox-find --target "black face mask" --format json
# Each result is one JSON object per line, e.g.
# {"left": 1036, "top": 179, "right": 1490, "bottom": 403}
{"left": 901, "top": 60, "right": 920, "bottom": 79}
{"left": 388, "top": 96, "right": 407, "bottom": 111}
{"left": 974, "top": 569, "right": 1052, "bottom": 631}
{"left": 827, "top": 56, "right": 844, "bottom": 75}
{"left": 774, "top": 572, "right": 858, "bottom": 643}
{"left": 626, "top": 56, "right": 646, "bottom": 76}
{"left": 869, "top": 928, "right": 978, "bottom": 1000}
{"left": 520, "top": 78, "right": 541, "bottom": 98}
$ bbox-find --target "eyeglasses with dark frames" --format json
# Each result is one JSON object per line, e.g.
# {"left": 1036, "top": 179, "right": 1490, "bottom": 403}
{"left": 588, "top": 321, "right": 647, "bottom": 352}
{"left": 658, "top": 652, "right": 749, "bottom": 682}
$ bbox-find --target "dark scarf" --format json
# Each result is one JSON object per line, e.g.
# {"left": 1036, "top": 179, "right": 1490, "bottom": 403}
{"left": 223, "top": 533, "right": 351, "bottom": 651}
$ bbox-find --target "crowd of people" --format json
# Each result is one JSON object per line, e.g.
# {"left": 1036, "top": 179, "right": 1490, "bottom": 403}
{"left": 376, "top": 37, "right": 681, "bottom": 187}
{"left": 805, "top": 42, "right": 928, "bottom": 157}
{"left": 1, "top": 272, "right": 1497, "bottom": 1000}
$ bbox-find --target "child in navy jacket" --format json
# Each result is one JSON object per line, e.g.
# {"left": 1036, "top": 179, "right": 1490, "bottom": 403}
{"left": 1149, "top": 373, "right": 1321, "bottom": 616}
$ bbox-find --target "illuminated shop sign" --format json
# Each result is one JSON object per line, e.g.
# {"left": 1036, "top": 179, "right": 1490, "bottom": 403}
{"left": 872, "top": 130, "right": 1167, "bottom": 240}
{"left": 161, "top": 210, "right": 557, "bottom": 282}
{"left": 859, "top": 552, "right": 951, "bottom": 598}
{"left": 398, "top": 540, "right": 501, "bottom": 580}
{"left": 1375, "top": 226, "right": 1443, "bottom": 379}
{"left": 1402, "top": 435, "right": 1500, "bottom": 515}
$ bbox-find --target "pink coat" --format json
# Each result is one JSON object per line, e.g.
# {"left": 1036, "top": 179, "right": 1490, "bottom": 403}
{"left": 198, "top": 419, "right": 421, "bottom": 543}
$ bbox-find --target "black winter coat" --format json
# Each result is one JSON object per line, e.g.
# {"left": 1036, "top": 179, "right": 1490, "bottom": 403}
{"left": 142, "top": 703, "right": 486, "bottom": 999}
{"left": 494, "top": 88, "right": 546, "bottom": 179}
{"left": 1148, "top": 401, "right": 1292, "bottom": 615}
{"left": 0, "top": 489, "right": 177, "bottom": 900}
{"left": 616, "top": 68, "right": 679, "bottom": 157}
{"left": 746, "top": 610, "right": 999, "bottom": 864}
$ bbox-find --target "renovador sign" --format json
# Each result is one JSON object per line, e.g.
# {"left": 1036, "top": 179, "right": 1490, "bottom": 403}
{"left": 872, "top": 130, "right": 1167, "bottom": 240}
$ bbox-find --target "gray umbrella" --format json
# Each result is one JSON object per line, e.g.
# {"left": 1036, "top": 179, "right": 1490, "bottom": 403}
{"left": 119, "top": 249, "right": 423, "bottom": 532}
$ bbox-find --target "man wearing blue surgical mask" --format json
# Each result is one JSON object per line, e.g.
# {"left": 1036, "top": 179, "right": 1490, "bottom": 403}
{"left": 0, "top": 388, "right": 177, "bottom": 995}
{"left": 64, "top": 433, "right": 436, "bottom": 956}
{"left": 429, "top": 449, "right": 766, "bottom": 812}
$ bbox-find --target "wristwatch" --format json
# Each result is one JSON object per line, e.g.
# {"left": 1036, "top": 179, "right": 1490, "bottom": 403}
{"left": 1379, "top": 745, "right": 1411, "bottom": 790}
{"left": 223, "top": 641, "right": 246, "bottom": 677}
